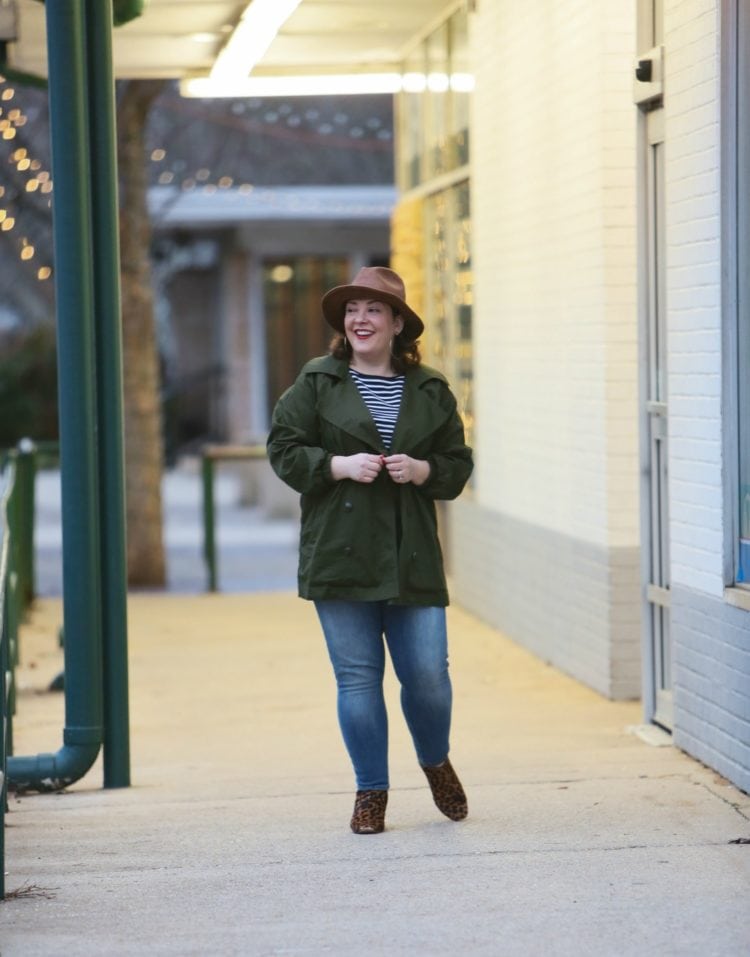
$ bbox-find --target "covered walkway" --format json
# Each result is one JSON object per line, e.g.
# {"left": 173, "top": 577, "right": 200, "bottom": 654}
{"left": 2, "top": 591, "right": 748, "bottom": 955}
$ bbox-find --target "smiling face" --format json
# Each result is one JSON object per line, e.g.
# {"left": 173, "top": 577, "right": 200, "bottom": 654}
{"left": 344, "top": 299, "right": 404, "bottom": 370}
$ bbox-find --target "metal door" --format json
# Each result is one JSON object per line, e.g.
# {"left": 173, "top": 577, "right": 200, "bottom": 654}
{"left": 636, "top": 2, "right": 672, "bottom": 728}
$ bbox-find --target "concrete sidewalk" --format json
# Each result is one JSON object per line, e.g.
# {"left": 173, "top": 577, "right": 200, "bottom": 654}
{"left": 33, "top": 464, "right": 299, "bottom": 597}
{"left": 2, "top": 592, "right": 749, "bottom": 956}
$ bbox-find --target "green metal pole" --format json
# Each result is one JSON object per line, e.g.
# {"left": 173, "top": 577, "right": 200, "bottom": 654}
{"left": 8, "top": 0, "right": 103, "bottom": 791}
{"left": 85, "top": 0, "right": 130, "bottom": 789}
{"left": 202, "top": 454, "right": 218, "bottom": 591}
{"left": 5, "top": 455, "right": 20, "bottom": 669}
{"left": 6, "top": 570, "right": 17, "bottom": 755}
{"left": 15, "top": 439, "right": 36, "bottom": 611}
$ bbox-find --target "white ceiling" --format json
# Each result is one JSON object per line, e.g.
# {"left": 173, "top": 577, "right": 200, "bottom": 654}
{"left": 8, "top": 0, "right": 451, "bottom": 80}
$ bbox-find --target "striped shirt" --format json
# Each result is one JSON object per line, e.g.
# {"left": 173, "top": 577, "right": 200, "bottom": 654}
{"left": 349, "top": 368, "right": 405, "bottom": 450}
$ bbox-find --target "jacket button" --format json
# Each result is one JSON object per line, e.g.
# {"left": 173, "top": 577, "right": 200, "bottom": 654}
{"left": 344, "top": 546, "right": 352, "bottom": 556}
{"left": 411, "top": 551, "right": 418, "bottom": 561}
{"left": 343, "top": 501, "right": 353, "bottom": 512}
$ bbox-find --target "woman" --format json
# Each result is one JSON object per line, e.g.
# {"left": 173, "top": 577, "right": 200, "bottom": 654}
{"left": 267, "top": 266, "right": 473, "bottom": 834}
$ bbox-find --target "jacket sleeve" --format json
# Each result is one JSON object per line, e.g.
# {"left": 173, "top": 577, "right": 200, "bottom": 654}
{"left": 267, "top": 372, "right": 336, "bottom": 495}
{"left": 419, "top": 384, "right": 474, "bottom": 501}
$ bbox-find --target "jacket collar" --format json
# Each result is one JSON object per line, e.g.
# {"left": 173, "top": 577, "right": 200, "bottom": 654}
{"left": 308, "top": 355, "right": 452, "bottom": 453}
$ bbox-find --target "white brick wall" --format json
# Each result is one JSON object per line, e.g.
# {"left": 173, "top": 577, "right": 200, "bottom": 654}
{"left": 445, "top": 1, "right": 641, "bottom": 698}
{"left": 664, "top": 0, "right": 724, "bottom": 596}
{"left": 470, "top": 0, "right": 639, "bottom": 552}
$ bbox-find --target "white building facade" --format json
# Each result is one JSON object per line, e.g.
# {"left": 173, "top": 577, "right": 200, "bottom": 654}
{"left": 391, "top": 0, "right": 749, "bottom": 795}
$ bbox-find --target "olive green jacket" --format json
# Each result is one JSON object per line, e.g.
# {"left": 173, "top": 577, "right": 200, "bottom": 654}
{"left": 267, "top": 355, "right": 473, "bottom": 605}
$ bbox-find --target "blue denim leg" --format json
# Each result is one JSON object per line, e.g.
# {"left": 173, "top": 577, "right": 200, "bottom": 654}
{"left": 315, "top": 601, "right": 453, "bottom": 787}
{"left": 383, "top": 605, "right": 452, "bottom": 768}
{"left": 315, "top": 600, "right": 390, "bottom": 790}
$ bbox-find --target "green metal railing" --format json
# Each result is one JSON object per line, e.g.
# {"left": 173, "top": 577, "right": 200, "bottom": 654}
{"left": 0, "top": 441, "right": 59, "bottom": 899}
{"left": 1, "top": 453, "right": 21, "bottom": 900}
{"left": 201, "top": 444, "right": 268, "bottom": 591}
{"left": 1, "top": 0, "right": 141, "bottom": 902}
{"left": 4, "top": 0, "right": 131, "bottom": 802}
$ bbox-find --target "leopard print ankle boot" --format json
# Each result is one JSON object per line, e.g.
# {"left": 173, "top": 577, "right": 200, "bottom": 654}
{"left": 350, "top": 789, "right": 388, "bottom": 834}
{"left": 421, "top": 758, "right": 468, "bottom": 821}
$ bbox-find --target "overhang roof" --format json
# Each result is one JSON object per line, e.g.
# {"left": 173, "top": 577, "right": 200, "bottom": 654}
{"left": 148, "top": 184, "right": 397, "bottom": 227}
{"left": 8, "top": 1, "right": 451, "bottom": 80}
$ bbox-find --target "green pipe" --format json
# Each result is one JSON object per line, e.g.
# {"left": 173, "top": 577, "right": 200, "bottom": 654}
{"left": 8, "top": 0, "right": 102, "bottom": 792}
{"left": 85, "top": 0, "right": 130, "bottom": 789}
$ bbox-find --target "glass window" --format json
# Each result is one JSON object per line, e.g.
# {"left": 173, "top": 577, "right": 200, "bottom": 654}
{"left": 396, "top": 5, "right": 474, "bottom": 444}
{"left": 425, "top": 22, "right": 450, "bottom": 179}
{"left": 425, "top": 180, "right": 473, "bottom": 446}
{"left": 399, "top": 45, "right": 427, "bottom": 190}
{"left": 398, "top": 5, "right": 472, "bottom": 189}
{"left": 449, "top": 7, "right": 471, "bottom": 169}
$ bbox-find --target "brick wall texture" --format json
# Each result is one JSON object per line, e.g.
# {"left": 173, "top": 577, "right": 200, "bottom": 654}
{"left": 663, "top": 0, "right": 750, "bottom": 794}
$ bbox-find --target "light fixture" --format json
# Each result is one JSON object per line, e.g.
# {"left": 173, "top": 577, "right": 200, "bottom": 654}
{"left": 181, "top": 73, "right": 404, "bottom": 98}
{"left": 211, "top": 0, "right": 302, "bottom": 83}
{"left": 181, "top": 71, "right": 474, "bottom": 99}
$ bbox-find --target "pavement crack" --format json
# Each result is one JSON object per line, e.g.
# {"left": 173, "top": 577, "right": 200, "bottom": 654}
{"left": 693, "top": 779, "right": 750, "bottom": 823}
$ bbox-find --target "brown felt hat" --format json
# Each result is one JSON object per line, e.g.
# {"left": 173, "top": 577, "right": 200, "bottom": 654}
{"left": 321, "top": 266, "right": 424, "bottom": 340}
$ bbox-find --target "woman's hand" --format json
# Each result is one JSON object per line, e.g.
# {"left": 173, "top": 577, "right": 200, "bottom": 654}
{"left": 330, "top": 453, "right": 384, "bottom": 484}
{"left": 383, "top": 454, "right": 431, "bottom": 486}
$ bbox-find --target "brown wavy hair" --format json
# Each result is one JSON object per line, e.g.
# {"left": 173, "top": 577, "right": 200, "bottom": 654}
{"left": 329, "top": 325, "right": 421, "bottom": 374}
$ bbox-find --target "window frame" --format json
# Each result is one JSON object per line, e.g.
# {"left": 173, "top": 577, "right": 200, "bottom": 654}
{"left": 721, "top": 0, "right": 750, "bottom": 601}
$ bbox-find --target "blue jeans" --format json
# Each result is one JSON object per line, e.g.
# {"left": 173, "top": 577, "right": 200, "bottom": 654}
{"left": 314, "top": 600, "right": 452, "bottom": 790}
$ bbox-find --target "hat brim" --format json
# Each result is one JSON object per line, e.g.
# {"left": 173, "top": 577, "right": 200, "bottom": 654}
{"left": 321, "top": 284, "right": 424, "bottom": 340}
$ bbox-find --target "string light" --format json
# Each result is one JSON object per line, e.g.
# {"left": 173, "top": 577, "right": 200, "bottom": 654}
{"left": 150, "top": 148, "right": 166, "bottom": 161}
{"left": 0, "top": 79, "right": 54, "bottom": 279}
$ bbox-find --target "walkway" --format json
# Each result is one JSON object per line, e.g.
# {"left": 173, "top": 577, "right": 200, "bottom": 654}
{"left": 33, "top": 462, "right": 299, "bottom": 596}
{"left": 2, "top": 589, "right": 749, "bottom": 955}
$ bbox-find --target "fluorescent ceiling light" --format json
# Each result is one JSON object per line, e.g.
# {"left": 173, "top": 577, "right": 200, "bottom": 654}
{"left": 182, "top": 73, "right": 404, "bottom": 98}
{"left": 181, "top": 73, "right": 474, "bottom": 99}
{"left": 212, "top": 0, "right": 303, "bottom": 83}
